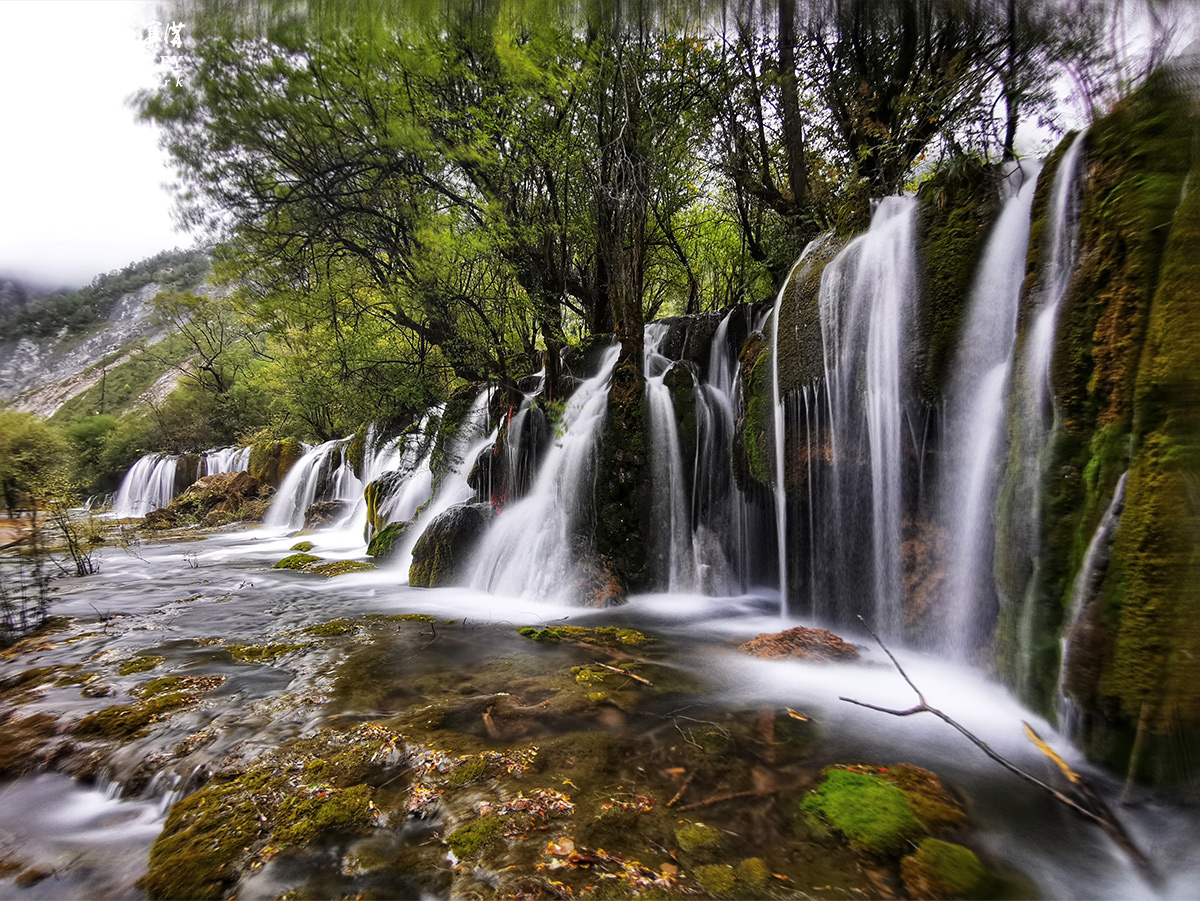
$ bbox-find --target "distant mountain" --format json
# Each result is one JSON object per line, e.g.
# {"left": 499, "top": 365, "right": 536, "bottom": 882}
{"left": 0, "top": 250, "right": 212, "bottom": 418}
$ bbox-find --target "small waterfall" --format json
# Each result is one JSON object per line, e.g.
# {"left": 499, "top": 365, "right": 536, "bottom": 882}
{"left": 262, "top": 438, "right": 357, "bottom": 531}
{"left": 469, "top": 345, "right": 621, "bottom": 600}
{"left": 1009, "top": 130, "right": 1088, "bottom": 693}
{"left": 201, "top": 446, "right": 251, "bottom": 476}
{"left": 394, "top": 389, "right": 496, "bottom": 579}
{"left": 937, "top": 162, "right": 1042, "bottom": 656}
{"left": 1057, "top": 471, "right": 1128, "bottom": 735}
{"left": 112, "top": 453, "right": 181, "bottom": 518}
{"left": 503, "top": 382, "right": 549, "bottom": 504}
{"left": 771, "top": 252, "right": 819, "bottom": 615}
{"left": 644, "top": 324, "right": 694, "bottom": 590}
{"left": 803, "top": 196, "right": 919, "bottom": 637}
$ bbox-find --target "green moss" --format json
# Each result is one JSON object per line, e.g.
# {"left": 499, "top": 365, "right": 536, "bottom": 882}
{"left": 228, "top": 642, "right": 307, "bottom": 663}
{"left": 446, "top": 814, "right": 507, "bottom": 859}
{"left": 275, "top": 783, "right": 375, "bottom": 845}
{"left": 693, "top": 863, "right": 736, "bottom": 895}
{"left": 366, "top": 520, "right": 408, "bottom": 560}
{"left": 119, "top": 655, "right": 164, "bottom": 676}
{"left": 675, "top": 821, "right": 722, "bottom": 852}
{"left": 306, "top": 560, "right": 376, "bottom": 577}
{"left": 290, "top": 540, "right": 315, "bottom": 552}
{"left": 142, "top": 775, "right": 270, "bottom": 899}
{"left": 74, "top": 704, "right": 154, "bottom": 740}
{"left": 302, "top": 619, "right": 355, "bottom": 637}
{"left": 272, "top": 552, "right": 322, "bottom": 570}
{"left": 901, "top": 838, "right": 986, "bottom": 899}
{"left": 734, "top": 857, "right": 770, "bottom": 889}
{"left": 801, "top": 769, "right": 922, "bottom": 855}
{"left": 517, "top": 625, "right": 652, "bottom": 647}
{"left": 138, "top": 676, "right": 184, "bottom": 699}
{"left": 914, "top": 156, "right": 1000, "bottom": 403}
{"left": 444, "top": 755, "right": 488, "bottom": 786}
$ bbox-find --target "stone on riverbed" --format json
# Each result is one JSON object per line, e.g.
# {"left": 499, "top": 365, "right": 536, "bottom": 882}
{"left": 738, "top": 625, "right": 860, "bottom": 661}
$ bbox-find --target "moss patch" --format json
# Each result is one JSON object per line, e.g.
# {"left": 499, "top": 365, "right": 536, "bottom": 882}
{"left": 272, "top": 552, "right": 322, "bottom": 570}
{"left": 901, "top": 838, "right": 987, "bottom": 899}
{"left": 517, "top": 625, "right": 652, "bottom": 648}
{"left": 290, "top": 540, "right": 315, "bottom": 552}
{"left": 306, "top": 560, "right": 376, "bottom": 577}
{"left": 801, "top": 768, "right": 922, "bottom": 855}
{"left": 118, "top": 654, "right": 164, "bottom": 676}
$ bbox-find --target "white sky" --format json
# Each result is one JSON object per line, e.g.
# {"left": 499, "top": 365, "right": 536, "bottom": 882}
{"left": 0, "top": 1, "right": 183, "bottom": 289}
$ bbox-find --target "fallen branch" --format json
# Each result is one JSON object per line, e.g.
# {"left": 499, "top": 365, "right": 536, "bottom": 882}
{"left": 591, "top": 661, "right": 654, "bottom": 686}
{"left": 677, "top": 786, "right": 779, "bottom": 812}
{"left": 840, "top": 616, "right": 1151, "bottom": 874}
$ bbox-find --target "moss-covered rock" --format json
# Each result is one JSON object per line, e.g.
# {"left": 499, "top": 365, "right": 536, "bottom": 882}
{"left": 273, "top": 552, "right": 321, "bottom": 570}
{"left": 306, "top": 560, "right": 375, "bottom": 577}
{"left": 408, "top": 502, "right": 494, "bottom": 588}
{"left": 366, "top": 520, "right": 408, "bottom": 561}
{"left": 801, "top": 768, "right": 922, "bottom": 855}
{"left": 592, "top": 356, "right": 653, "bottom": 591}
{"left": 247, "top": 438, "right": 305, "bottom": 488}
{"left": 901, "top": 838, "right": 987, "bottom": 899}
{"left": 290, "top": 540, "right": 315, "bottom": 552}
{"left": 162, "top": 471, "right": 274, "bottom": 526}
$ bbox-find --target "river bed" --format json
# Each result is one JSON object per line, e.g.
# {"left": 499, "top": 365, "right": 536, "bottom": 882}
{"left": 1, "top": 524, "right": 1197, "bottom": 899}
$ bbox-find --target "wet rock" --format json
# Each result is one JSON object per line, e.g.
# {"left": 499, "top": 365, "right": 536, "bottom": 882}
{"left": 166, "top": 471, "right": 274, "bottom": 525}
{"left": 303, "top": 500, "right": 347, "bottom": 529}
{"left": 365, "top": 521, "right": 408, "bottom": 560}
{"left": 901, "top": 838, "right": 987, "bottom": 899}
{"left": 738, "top": 626, "right": 860, "bottom": 661}
{"left": 408, "top": 502, "right": 495, "bottom": 588}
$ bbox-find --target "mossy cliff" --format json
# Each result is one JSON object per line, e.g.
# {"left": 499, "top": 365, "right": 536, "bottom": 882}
{"left": 994, "top": 77, "right": 1200, "bottom": 781}
{"left": 913, "top": 157, "right": 1003, "bottom": 404}
{"left": 591, "top": 356, "right": 651, "bottom": 593}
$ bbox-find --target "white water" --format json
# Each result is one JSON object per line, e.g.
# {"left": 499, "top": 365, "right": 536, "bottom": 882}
{"left": 1057, "top": 470, "right": 1129, "bottom": 733}
{"left": 469, "top": 345, "right": 621, "bottom": 601}
{"left": 1011, "top": 130, "right": 1089, "bottom": 691}
{"left": 393, "top": 388, "right": 496, "bottom": 579}
{"left": 111, "top": 453, "right": 180, "bottom": 518}
{"left": 814, "top": 196, "right": 919, "bottom": 637}
{"left": 201, "top": 446, "right": 251, "bottom": 476}
{"left": 262, "top": 437, "right": 357, "bottom": 531}
{"left": 937, "top": 162, "right": 1042, "bottom": 656}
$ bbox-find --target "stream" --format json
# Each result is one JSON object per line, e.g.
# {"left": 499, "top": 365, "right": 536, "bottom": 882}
{"left": 2, "top": 522, "right": 1198, "bottom": 899}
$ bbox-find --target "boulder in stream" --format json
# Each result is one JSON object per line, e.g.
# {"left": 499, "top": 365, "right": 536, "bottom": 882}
{"left": 409, "top": 502, "right": 495, "bottom": 587}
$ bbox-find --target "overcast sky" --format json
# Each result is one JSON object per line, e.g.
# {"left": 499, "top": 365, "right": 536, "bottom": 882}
{"left": 0, "top": 1, "right": 183, "bottom": 289}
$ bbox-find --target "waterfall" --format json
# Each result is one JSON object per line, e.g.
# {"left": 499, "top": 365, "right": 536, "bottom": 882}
{"left": 201, "top": 446, "right": 251, "bottom": 476}
{"left": 771, "top": 251, "right": 819, "bottom": 615}
{"left": 112, "top": 453, "right": 180, "bottom": 518}
{"left": 937, "top": 161, "right": 1042, "bottom": 657}
{"left": 1009, "top": 130, "right": 1088, "bottom": 692}
{"left": 644, "top": 324, "right": 694, "bottom": 590}
{"left": 393, "top": 388, "right": 496, "bottom": 579}
{"left": 802, "top": 196, "right": 919, "bottom": 637}
{"left": 262, "top": 437, "right": 357, "bottom": 531}
{"left": 1057, "top": 471, "right": 1128, "bottom": 735}
{"left": 469, "top": 345, "right": 621, "bottom": 600}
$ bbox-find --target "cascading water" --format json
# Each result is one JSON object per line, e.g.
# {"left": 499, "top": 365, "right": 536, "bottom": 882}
{"left": 201, "top": 446, "right": 252, "bottom": 477}
{"left": 469, "top": 345, "right": 621, "bottom": 601}
{"left": 1057, "top": 470, "right": 1128, "bottom": 735}
{"left": 771, "top": 245, "right": 827, "bottom": 615}
{"left": 789, "top": 197, "right": 920, "bottom": 637}
{"left": 936, "top": 161, "right": 1042, "bottom": 657}
{"left": 393, "top": 388, "right": 496, "bottom": 579}
{"left": 644, "top": 324, "right": 694, "bottom": 590}
{"left": 262, "top": 437, "right": 358, "bottom": 531}
{"left": 112, "top": 453, "right": 181, "bottom": 518}
{"left": 1007, "top": 129, "right": 1088, "bottom": 692}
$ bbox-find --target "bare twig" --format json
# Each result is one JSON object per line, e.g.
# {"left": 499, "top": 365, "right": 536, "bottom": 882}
{"left": 591, "top": 661, "right": 653, "bottom": 686}
{"left": 841, "top": 615, "right": 1151, "bottom": 874}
